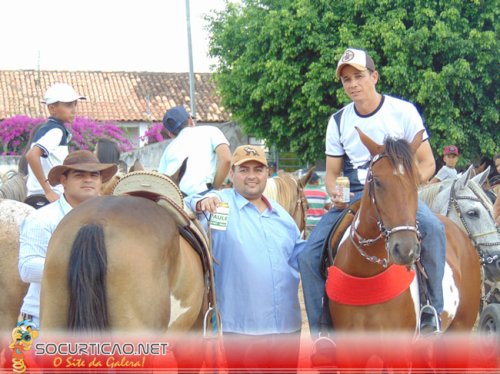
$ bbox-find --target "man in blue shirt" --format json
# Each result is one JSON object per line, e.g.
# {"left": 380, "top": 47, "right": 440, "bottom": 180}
{"left": 186, "top": 145, "right": 305, "bottom": 370}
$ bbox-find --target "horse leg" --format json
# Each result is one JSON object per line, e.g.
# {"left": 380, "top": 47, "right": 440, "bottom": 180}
{"left": 168, "top": 237, "right": 206, "bottom": 372}
{"left": 440, "top": 218, "right": 481, "bottom": 332}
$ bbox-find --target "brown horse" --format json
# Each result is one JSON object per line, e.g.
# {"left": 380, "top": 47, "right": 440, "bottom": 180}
{"left": 0, "top": 199, "right": 34, "bottom": 332}
{"left": 264, "top": 167, "right": 315, "bottom": 234}
{"left": 327, "top": 128, "right": 480, "bottom": 334}
{"left": 0, "top": 161, "right": 148, "bottom": 334}
{"left": 39, "top": 163, "right": 211, "bottom": 367}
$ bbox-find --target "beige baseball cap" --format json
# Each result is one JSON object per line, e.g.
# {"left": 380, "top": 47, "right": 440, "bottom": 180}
{"left": 231, "top": 145, "right": 268, "bottom": 167}
{"left": 336, "top": 48, "right": 376, "bottom": 79}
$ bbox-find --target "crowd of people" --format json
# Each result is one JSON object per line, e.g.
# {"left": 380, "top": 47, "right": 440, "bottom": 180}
{"left": 12, "top": 47, "right": 499, "bottom": 370}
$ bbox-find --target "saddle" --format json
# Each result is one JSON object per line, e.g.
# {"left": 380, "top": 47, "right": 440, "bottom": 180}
{"left": 320, "top": 200, "right": 361, "bottom": 278}
{"left": 112, "top": 171, "right": 218, "bottom": 328}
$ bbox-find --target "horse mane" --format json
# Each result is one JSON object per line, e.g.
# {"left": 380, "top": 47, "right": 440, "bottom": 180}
{"left": 419, "top": 177, "right": 493, "bottom": 213}
{"left": 0, "top": 172, "right": 27, "bottom": 201}
{"left": 418, "top": 179, "right": 453, "bottom": 207}
{"left": 383, "top": 137, "right": 419, "bottom": 186}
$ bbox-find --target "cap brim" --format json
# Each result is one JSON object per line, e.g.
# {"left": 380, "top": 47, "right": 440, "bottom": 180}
{"left": 233, "top": 157, "right": 268, "bottom": 167}
{"left": 48, "top": 163, "right": 117, "bottom": 186}
{"left": 336, "top": 63, "right": 369, "bottom": 78}
{"left": 41, "top": 96, "right": 87, "bottom": 105}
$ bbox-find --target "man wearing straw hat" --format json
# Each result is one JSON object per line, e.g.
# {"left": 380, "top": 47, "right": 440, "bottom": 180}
{"left": 18, "top": 150, "right": 117, "bottom": 328}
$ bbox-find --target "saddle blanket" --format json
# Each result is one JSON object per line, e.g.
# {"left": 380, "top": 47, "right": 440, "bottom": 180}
{"left": 326, "top": 265, "right": 416, "bottom": 306}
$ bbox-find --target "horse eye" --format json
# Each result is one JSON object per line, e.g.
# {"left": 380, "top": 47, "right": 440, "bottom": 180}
{"left": 373, "top": 179, "right": 382, "bottom": 188}
{"left": 466, "top": 210, "right": 479, "bottom": 218}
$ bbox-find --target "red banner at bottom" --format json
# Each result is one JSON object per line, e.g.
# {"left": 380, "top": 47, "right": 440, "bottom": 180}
{"left": 1, "top": 331, "right": 498, "bottom": 373}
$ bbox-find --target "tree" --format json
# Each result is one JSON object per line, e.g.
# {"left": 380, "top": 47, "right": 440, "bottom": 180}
{"left": 207, "top": 0, "right": 499, "bottom": 164}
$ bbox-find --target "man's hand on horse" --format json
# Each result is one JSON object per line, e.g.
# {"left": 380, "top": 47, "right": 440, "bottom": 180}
{"left": 196, "top": 196, "right": 221, "bottom": 214}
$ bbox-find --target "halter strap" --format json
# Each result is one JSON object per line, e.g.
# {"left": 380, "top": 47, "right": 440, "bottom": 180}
{"left": 446, "top": 180, "right": 500, "bottom": 264}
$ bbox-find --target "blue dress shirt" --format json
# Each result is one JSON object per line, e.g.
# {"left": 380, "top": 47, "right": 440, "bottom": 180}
{"left": 186, "top": 188, "right": 305, "bottom": 335}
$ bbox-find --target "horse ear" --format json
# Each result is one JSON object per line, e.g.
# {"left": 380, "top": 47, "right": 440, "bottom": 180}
{"left": 455, "top": 164, "right": 474, "bottom": 190}
{"left": 471, "top": 165, "right": 490, "bottom": 187}
{"left": 169, "top": 158, "right": 188, "bottom": 185}
{"left": 356, "top": 127, "right": 383, "bottom": 156}
{"left": 129, "top": 158, "right": 144, "bottom": 173}
{"left": 299, "top": 166, "right": 316, "bottom": 187}
{"left": 410, "top": 130, "right": 425, "bottom": 154}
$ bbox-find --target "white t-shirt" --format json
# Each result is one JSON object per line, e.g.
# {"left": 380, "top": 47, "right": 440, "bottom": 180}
{"left": 26, "top": 119, "right": 70, "bottom": 196}
{"left": 158, "top": 126, "right": 229, "bottom": 196}
{"left": 325, "top": 95, "right": 429, "bottom": 191}
{"left": 434, "top": 165, "right": 458, "bottom": 181}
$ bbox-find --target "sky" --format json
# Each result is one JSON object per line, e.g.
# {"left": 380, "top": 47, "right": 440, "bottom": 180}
{"left": 0, "top": 0, "right": 227, "bottom": 72}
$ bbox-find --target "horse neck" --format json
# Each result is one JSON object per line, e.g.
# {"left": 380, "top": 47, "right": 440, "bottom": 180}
{"left": 337, "top": 189, "right": 389, "bottom": 277}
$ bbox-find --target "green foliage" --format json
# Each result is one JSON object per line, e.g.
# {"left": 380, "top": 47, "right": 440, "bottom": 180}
{"left": 208, "top": 0, "right": 499, "bottom": 163}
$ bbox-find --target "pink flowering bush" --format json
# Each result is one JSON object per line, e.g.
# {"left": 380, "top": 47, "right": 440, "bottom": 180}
{"left": 0, "top": 115, "right": 45, "bottom": 155}
{"left": 141, "top": 122, "right": 167, "bottom": 145}
{"left": 69, "top": 117, "right": 134, "bottom": 152}
{"left": 0, "top": 115, "right": 134, "bottom": 155}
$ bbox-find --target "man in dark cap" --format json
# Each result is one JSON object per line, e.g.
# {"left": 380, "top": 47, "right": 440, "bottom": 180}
{"left": 157, "top": 105, "right": 231, "bottom": 196}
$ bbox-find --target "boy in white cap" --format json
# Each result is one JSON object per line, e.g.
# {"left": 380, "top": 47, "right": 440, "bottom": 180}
{"left": 24, "top": 83, "right": 86, "bottom": 208}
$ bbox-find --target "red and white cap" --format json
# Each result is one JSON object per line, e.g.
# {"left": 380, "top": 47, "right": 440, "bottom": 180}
{"left": 336, "top": 48, "right": 376, "bottom": 79}
{"left": 42, "top": 83, "right": 86, "bottom": 105}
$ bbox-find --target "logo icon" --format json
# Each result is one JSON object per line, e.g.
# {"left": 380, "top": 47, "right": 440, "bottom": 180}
{"left": 9, "top": 320, "right": 38, "bottom": 373}
{"left": 341, "top": 49, "right": 355, "bottom": 62}
{"left": 244, "top": 147, "right": 258, "bottom": 156}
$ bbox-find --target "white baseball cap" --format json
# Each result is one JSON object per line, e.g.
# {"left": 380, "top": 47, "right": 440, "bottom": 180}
{"left": 42, "top": 83, "right": 86, "bottom": 105}
{"left": 336, "top": 48, "right": 376, "bottom": 79}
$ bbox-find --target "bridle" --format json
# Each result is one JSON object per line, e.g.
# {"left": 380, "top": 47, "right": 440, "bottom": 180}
{"left": 349, "top": 152, "right": 421, "bottom": 268}
{"left": 289, "top": 176, "right": 308, "bottom": 232}
{"left": 446, "top": 180, "right": 500, "bottom": 265}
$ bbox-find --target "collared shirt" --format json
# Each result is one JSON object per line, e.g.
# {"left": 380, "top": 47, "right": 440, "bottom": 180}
{"left": 158, "top": 126, "right": 229, "bottom": 196}
{"left": 186, "top": 188, "right": 305, "bottom": 335}
{"left": 26, "top": 117, "right": 70, "bottom": 196}
{"left": 18, "top": 194, "right": 73, "bottom": 318}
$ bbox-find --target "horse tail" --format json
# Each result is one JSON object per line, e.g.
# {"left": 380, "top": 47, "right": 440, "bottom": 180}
{"left": 67, "top": 223, "right": 109, "bottom": 331}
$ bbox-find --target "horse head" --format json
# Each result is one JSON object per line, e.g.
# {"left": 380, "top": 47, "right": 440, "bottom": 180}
{"left": 356, "top": 127, "right": 424, "bottom": 266}
{"left": 442, "top": 165, "right": 500, "bottom": 280}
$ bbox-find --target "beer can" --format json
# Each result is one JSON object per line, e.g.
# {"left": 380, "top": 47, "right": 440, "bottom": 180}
{"left": 211, "top": 202, "right": 229, "bottom": 230}
{"left": 336, "top": 176, "right": 350, "bottom": 203}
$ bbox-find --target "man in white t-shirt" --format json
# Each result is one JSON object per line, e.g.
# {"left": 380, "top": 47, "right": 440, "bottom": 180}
{"left": 158, "top": 106, "right": 231, "bottom": 196}
{"left": 430, "top": 145, "right": 459, "bottom": 183}
{"left": 298, "top": 48, "right": 446, "bottom": 337}
{"left": 25, "top": 83, "right": 86, "bottom": 208}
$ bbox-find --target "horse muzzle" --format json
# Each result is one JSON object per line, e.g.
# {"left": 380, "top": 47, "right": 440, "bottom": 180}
{"left": 387, "top": 233, "right": 421, "bottom": 266}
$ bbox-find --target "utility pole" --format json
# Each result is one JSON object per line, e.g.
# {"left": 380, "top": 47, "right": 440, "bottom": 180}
{"left": 185, "top": 0, "right": 196, "bottom": 118}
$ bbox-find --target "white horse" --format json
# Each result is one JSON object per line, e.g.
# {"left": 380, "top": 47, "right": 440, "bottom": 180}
{"left": 419, "top": 166, "right": 500, "bottom": 332}
{"left": 419, "top": 166, "right": 500, "bottom": 276}
{"left": 0, "top": 199, "right": 34, "bottom": 332}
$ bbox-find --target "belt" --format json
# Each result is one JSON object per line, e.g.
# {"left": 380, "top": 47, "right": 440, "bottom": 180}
{"left": 19, "top": 312, "right": 35, "bottom": 322}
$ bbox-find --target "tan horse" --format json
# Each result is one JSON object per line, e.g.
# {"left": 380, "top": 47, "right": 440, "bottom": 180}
{"left": 328, "top": 129, "right": 480, "bottom": 333}
{"left": 0, "top": 199, "right": 34, "bottom": 332}
{"left": 264, "top": 167, "right": 315, "bottom": 234}
{"left": 40, "top": 162, "right": 209, "bottom": 367}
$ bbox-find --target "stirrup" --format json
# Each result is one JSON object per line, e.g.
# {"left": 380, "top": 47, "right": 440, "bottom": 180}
{"left": 311, "top": 335, "right": 337, "bottom": 368}
{"left": 419, "top": 303, "right": 441, "bottom": 334}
